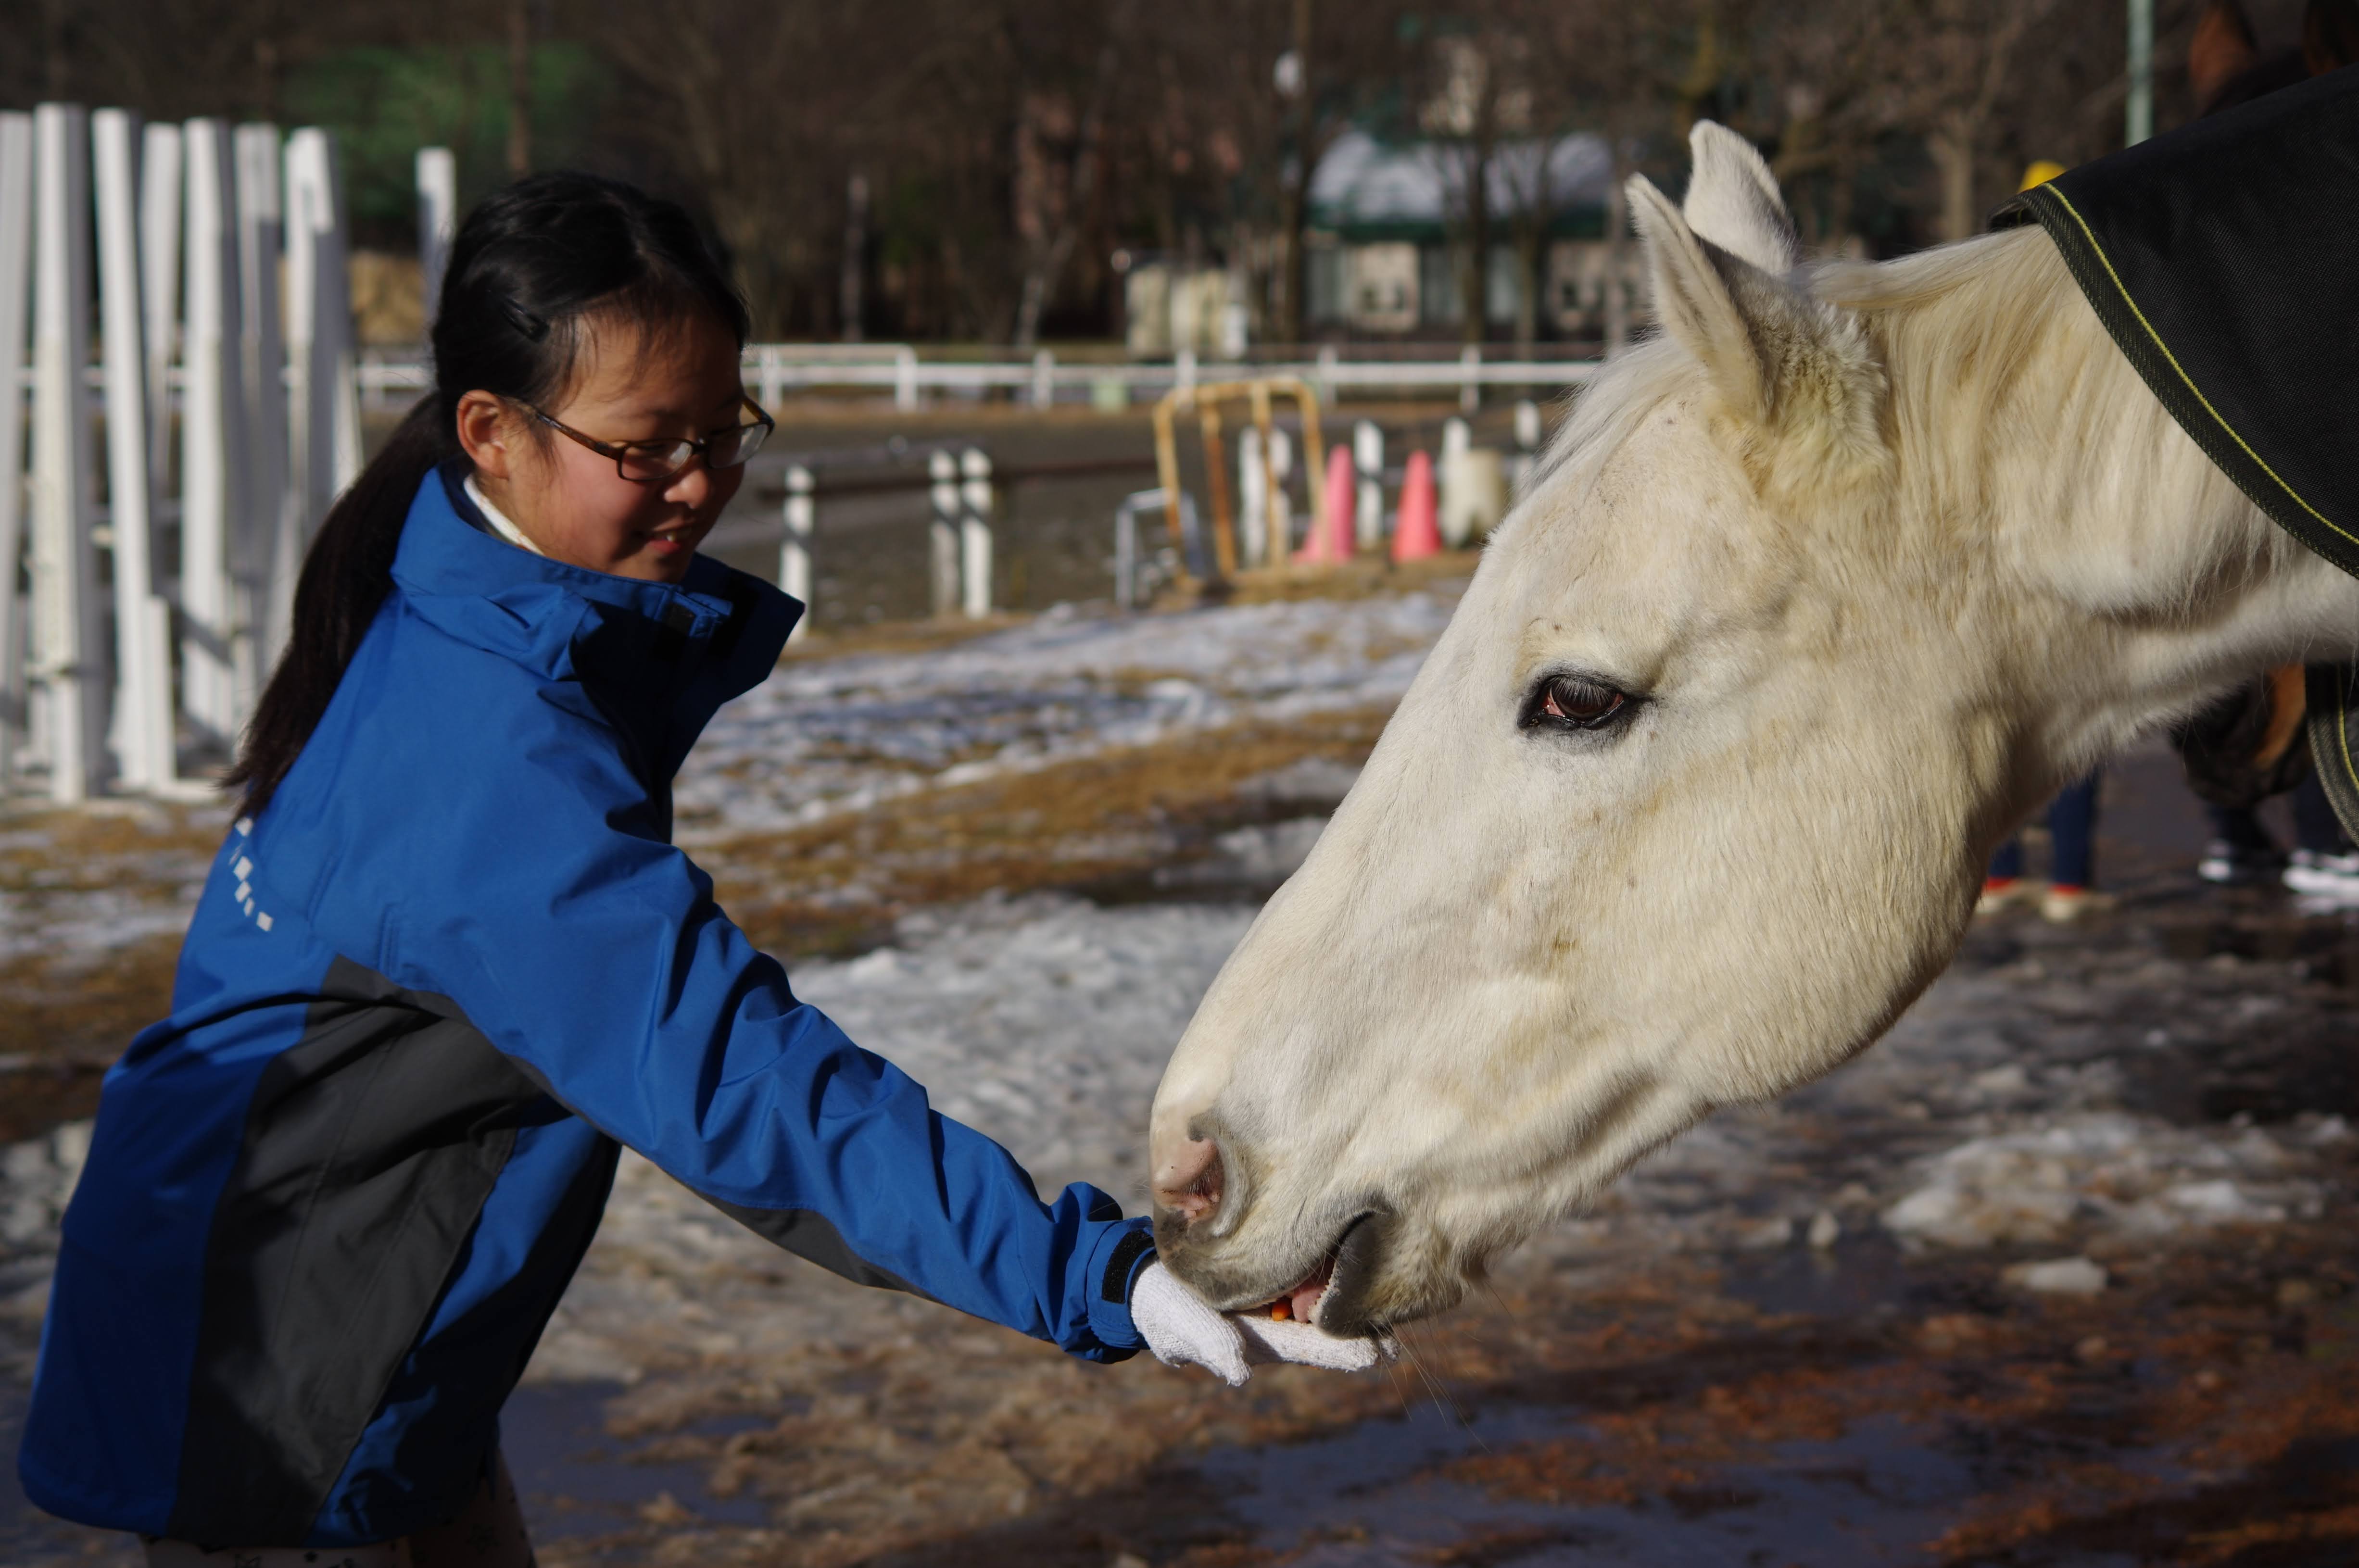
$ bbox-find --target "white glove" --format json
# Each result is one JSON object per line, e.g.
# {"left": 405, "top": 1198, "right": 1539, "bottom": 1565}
{"left": 1128, "top": 1259, "right": 1389, "bottom": 1387}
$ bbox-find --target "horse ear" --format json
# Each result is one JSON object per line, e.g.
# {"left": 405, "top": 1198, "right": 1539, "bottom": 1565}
{"left": 1629, "top": 174, "right": 1883, "bottom": 465}
{"left": 1629, "top": 173, "right": 1775, "bottom": 421}
{"left": 1681, "top": 122, "right": 1797, "bottom": 275}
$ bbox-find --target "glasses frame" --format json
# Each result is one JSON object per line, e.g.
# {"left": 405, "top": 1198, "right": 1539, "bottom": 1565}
{"left": 521, "top": 393, "right": 776, "bottom": 484}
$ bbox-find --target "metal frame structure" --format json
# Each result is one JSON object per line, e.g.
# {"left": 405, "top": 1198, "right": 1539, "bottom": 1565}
{"left": 1150, "top": 376, "right": 1328, "bottom": 580}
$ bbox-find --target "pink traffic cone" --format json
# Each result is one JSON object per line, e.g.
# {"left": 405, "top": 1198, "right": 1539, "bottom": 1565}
{"left": 1392, "top": 450, "right": 1441, "bottom": 561}
{"left": 1317, "top": 446, "right": 1357, "bottom": 564}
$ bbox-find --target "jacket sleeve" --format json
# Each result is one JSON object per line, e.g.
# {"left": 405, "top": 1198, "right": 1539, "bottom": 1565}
{"left": 381, "top": 701, "right": 1159, "bottom": 1362}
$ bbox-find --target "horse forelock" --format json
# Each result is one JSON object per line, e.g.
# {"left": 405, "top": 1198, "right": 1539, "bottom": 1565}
{"left": 1522, "top": 338, "right": 1695, "bottom": 513}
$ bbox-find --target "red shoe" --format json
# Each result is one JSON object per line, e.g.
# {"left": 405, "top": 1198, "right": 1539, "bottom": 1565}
{"left": 1976, "top": 876, "right": 2040, "bottom": 916}
{"left": 2040, "top": 884, "right": 2115, "bottom": 923}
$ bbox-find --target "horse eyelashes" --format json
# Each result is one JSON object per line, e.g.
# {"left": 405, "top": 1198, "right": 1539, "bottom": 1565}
{"left": 1521, "top": 674, "right": 1636, "bottom": 734}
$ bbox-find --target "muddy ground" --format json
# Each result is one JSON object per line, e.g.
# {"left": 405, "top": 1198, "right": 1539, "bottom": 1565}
{"left": 6, "top": 568, "right": 2359, "bottom": 1567}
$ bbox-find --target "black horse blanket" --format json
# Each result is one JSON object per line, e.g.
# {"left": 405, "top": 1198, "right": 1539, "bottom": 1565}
{"left": 1993, "top": 67, "right": 2359, "bottom": 833}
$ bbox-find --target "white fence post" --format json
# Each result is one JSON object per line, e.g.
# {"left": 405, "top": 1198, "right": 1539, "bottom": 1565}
{"left": 1266, "top": 426, "right": 1293, "bottom": 566}
{"left": 0, "top": 115, "right": 34, "bottom": 789}
{"left": 1236, "top": 425, "right": 1267, "bottom": 569}
{"left": 135, "top": 126, "right": 185, "bottom": 787}
{"left": 958, "top": 447, "right": 993, "bottom": 618}
{"left": 0, "top": 106, "right": 373, "bottom": 800}
{"left": 1030, "top": 349, "right": 1054, "bottom": 410}
{"left": 1352, "top": 418, "right": 1384, "bottom": 549}
{"left": 0, "top": 114, "right": 32, "bottom": 787}
{"left": 316, "top": 130, "right": 360, "bottom": 499}
{"left": 893, "top": 346, "right": 918, "bottom": 412}
{"left": 139, "top": 122, "right": 180, "bottom": 492}
{"left": 1113, "top": 493, "right": 1139, "bottom": 611}
{"left": 93, "top": 108, "right": 176, "bottom": 790}
{"left": 286, "top": 127, "right": 359, "bottom": 538}
{"left": 233, "top": 123, "right": 289, "bottom": 694}
{"left": 779, "top": 462, "right": 812, "bottom": 640}
{"left": 179, "top": 118, "right": 242, "bottom": 748}
{"left": 415, "top": 146, "right": 455, "bottom": 331}
{"left": 927, "top": 450, "right": 959, "bottom": 617}
{"left": 1458, "top": 344, "right": 1480, "bottom": 414}
{"left": 30, "top": 104, "right": 103, "bottom": 803}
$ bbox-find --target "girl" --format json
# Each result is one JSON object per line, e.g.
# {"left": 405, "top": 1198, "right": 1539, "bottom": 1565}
{"left": 17, "top": 174, "right": 1362, "bottom": 1566}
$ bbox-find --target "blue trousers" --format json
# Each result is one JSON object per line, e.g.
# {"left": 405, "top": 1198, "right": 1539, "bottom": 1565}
{"left": 1990, "top": 773, "right": 2099, "bottom": 887}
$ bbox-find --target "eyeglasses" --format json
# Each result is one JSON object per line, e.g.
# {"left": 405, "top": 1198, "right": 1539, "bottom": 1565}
{"left": 522, "top": 394, "right": 775, "bottom": 483}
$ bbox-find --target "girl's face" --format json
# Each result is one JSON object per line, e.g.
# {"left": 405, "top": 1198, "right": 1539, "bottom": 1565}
{"left": 456, "top": 309, "right": 748, "bottom": 584}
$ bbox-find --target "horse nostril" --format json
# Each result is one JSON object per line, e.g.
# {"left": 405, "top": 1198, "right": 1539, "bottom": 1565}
{"left": 1153, "top": 1135, "right": 1223, "bottom": 1225}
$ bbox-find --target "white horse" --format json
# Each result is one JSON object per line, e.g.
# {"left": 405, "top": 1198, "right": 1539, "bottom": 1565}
{"left": 1145, "top": 123, "right": 2359, "bottom": 1336}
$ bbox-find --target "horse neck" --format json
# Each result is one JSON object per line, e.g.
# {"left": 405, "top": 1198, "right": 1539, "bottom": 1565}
{"left": 1852, "top": 230, "right": 2359, "bottom": 758}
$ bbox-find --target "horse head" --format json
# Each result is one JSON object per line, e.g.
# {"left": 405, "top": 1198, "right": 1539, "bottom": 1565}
{"left": 1145, "top": 123, "right": 2357, "bottom": 1335}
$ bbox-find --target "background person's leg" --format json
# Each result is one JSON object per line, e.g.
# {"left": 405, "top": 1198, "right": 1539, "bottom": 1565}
{"left": 2293, "top": 771, "right": 2350, "bottom": 856}
{"left": 2041, "top": 773, "right": 2112, "bottom": 922}
{"left": 2284, "top": 772, "right": 2359, "bottom": 901}
{"left": 1978, "top": 835, "right": 2038, "bottom": 915}
{"left": 2046, "top": 773, "right": 2099, "bottom": 890}
{"left": 2198, "top": 803, "right": 2283, "bottom": 884}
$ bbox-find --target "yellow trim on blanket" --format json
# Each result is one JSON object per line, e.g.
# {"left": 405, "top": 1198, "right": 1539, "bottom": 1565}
{"left": 2340, "top": 674, "right": 2359, "bottom": 802}
{"left": 2041, "top": 185, "right": 2359, "bottom": 552}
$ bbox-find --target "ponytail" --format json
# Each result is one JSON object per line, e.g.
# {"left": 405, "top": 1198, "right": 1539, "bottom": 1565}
{"left": 221, "top": 398, "right": 451, "bottom": 811}
{"left": 225, "top": 171, "right": 749, "bottom": 814}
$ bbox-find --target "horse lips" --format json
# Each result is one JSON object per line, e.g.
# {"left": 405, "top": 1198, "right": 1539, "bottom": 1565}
{"left": 1263, "top": 1254, "right": 1337, "bottom": 1325}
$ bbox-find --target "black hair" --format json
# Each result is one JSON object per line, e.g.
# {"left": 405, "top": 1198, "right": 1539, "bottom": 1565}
{"left": 226, "top": 172, "right": 750, "bottom": 814}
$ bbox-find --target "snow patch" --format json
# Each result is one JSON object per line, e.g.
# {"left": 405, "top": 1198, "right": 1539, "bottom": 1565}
{"left": 1880, "top": 1113, "right": 2322, "bottom": 1249}
{"left": 1156, "top": 817, "right": 1329, "bottom": 889}
{"left": 2002, "top": 1256, "right": 2107, "bottom": 1295}
{"left": 673, "top": 592, "right": 1453, "bottom": 842}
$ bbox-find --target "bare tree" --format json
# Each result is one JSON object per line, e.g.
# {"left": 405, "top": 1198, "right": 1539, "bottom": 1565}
{"left": 1515, "top": 0, "right": 1701, "bottom": 351}
{"left": 1124, "top": 0, "right": 1400, "bottom": 346}
{"left": 5, "top": 0, "right": 2243, "bottom": 350}
{"left": 578, "top": 0, "right": 911, "bottom": 336}
{"left": 505, "top": 0, "right": 531, "bottom": 177}
{"left": 1007, "top": 0, "right": 1133, "bottom": 349}
{"left": 1417, "top": 29, "right": 1506, "bottom": 345}
{"left": 1751, "top": 0, "right": 2210, "bottom": 252}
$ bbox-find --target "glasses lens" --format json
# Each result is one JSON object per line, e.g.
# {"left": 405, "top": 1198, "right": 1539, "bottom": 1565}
{"left": 711, "top": 421, "right": 770, "bottom": 470}
{"left": 617, "top": 441, "right": 693, "bottom": 482}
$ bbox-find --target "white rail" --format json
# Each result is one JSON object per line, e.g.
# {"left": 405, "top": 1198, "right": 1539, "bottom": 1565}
{"left": 358, "top": 343, "right": 1602, "bottom": 415}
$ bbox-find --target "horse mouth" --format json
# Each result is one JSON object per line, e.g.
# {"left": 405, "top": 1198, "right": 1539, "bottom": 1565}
{"left": 1256, "top": 1254, "right": 1336, "bottom": 1325}
{"left": 1254, "top": 1211, "right": 1387, "bottom": 1335}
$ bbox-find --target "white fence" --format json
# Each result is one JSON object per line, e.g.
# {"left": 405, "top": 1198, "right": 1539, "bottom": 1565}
{"left": 0, "top": 106, "right": 1597, "bottom": 807}
{"left": 0, "top": 104, "right": 358, "bottom": 803}
{"left": 358, "top": 342, "right": 1602, "bottom": 418}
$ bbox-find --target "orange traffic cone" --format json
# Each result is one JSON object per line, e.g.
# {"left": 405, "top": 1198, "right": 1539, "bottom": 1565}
{"left": 1392, "top": 450, "right": 1441, "bottom": 561}
{"left": 1314, "top": 446, "right": 1357, "bottom": 564}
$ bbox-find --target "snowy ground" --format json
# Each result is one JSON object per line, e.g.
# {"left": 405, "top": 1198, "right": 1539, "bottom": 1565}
{"left": 8, "top": 572, "right": 2359, "bottom": 1564}
{"left": 0, "top": 805, "right": 224, "bottom": 971}
{"left": 672, "top": 590, "right": 1454, "bottom": 842}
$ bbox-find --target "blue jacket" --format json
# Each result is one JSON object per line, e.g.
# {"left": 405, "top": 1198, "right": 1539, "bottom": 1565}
{"left": 17, "top": 468, "right": 1157, "bottom": 1547}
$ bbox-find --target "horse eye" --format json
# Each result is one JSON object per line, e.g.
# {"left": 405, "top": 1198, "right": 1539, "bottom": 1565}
{"left": 1524, "top": 674, "right": 1629, "bottom": 731}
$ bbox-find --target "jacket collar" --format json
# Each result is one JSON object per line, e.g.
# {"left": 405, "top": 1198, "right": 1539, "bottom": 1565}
{"left": 391, "top": 463, "right": 802, "bottom": 776}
